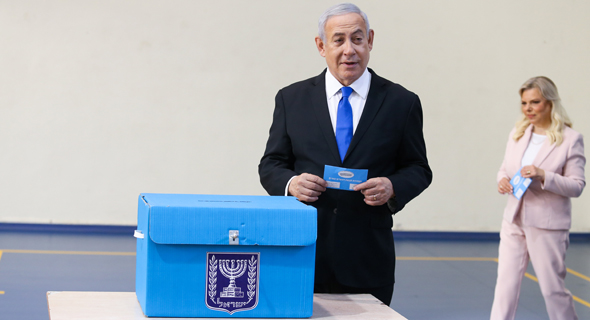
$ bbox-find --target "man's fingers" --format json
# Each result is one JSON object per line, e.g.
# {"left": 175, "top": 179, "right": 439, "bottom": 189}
{"left": 298, "top": 185, "right": 322, "bottom": 197}
{"left": 354, "top": 180, "right": 375, "bottom": 192}
{"left": 353, "top": 177, "right": 394, "bottom": 206}
{"left": 299, "top": 174, "right": 327, "bottom": 191}
{"left": 363, "top": 194, "right": 388, "bottom": 206}
{"left": 297, "top": 194, "right": 319, "bottom": 202}
{"left": 290, "top": 173, "right": 327, "bottom": 203}
{"left": 302, "top": 173, "right": 328, "bottom": 187}
{"left": 354, "top": 182, "right": 372, "bottom": 192}
{"left": 300, "top": 180, "right": 326, "bottom": 192}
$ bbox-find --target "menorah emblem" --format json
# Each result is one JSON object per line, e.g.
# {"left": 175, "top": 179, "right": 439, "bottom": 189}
{"left": 219, "top": 259, "right": 247, "bottom": 298}
{"left": 206, "top": 252, "right": 260, "bottom": 314}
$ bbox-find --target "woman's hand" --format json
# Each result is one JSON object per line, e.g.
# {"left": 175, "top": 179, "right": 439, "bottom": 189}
{"left": 521, "top": 165, "right": 545, "bottom": 182}
{"left": 498, "top": 177, "right": 513, "bottom": 194}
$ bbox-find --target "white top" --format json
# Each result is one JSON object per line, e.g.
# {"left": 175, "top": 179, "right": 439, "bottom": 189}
{"left": 325, "top": 68, "right": 372, "bottom": 134}
{"left": 521, "top": 133, "right": 547, "bottom": 167}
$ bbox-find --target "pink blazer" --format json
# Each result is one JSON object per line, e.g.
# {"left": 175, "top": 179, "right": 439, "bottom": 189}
{"left": 497, "top": 124, "right": 586, "bottom": 230}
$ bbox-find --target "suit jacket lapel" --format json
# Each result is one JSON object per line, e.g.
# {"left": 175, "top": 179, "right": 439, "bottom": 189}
{"left": 533, "top": 133, "right": 557, "bottom": 167}
{"left": 514, "top": 125, "right": 533, "bottom": 169}
{"left": 517, "top": 124, "right": 557, "bottom": 168}
{"left": 311, "top": 70, "right": 342, "bottom": 163}
{"left": 345, "top": 69, "right": 386, "bottom": 160}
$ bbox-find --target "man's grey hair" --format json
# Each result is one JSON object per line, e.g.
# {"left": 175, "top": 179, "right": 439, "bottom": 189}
{"left": 318, "top": 3, "right": 370, "bottom": 42}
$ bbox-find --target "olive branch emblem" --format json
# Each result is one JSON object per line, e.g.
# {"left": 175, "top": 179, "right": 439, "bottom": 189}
{"left": 247, "top": 256, "right": 257, "bottom": 302}
{"left": 208, "top": 255, "right": 218, "bottom": 303}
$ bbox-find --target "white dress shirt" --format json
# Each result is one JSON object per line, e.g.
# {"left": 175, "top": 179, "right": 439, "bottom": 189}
{"left": 285, "top": 68, "right": 372, "bottom": 195}
{"left": 521, "top": 133, "right": 547, "bottom": 167}
{"left": 325, "top": 68, "right": 372, "bottom": 134}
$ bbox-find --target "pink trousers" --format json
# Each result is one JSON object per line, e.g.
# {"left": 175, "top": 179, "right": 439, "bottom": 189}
{"left": 490, "top": 218, "right": 578, "bottom": 320}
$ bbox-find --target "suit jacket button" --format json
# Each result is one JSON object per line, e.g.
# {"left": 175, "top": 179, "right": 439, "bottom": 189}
{"left": 333, "top": 209, "right": 337, "bottom": 214}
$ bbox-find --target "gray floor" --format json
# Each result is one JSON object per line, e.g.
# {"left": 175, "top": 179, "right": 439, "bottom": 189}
{"left": 0, "top": 230, "right": 588, "bottom": 319}
{"left": 393, "top": 239, "right": 590, "bottom": 319}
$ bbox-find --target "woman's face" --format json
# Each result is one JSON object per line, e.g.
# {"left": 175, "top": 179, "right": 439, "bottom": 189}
{"left": 521, "top": 88, "right": 552, "bottom": 129}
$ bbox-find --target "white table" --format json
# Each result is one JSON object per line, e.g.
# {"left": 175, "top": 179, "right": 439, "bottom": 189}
{"left": 47, "top": 291, "right": 407, "bottom": 320}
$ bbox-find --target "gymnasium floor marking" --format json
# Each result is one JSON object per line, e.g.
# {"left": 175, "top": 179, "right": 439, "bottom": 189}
{"left": 0, "top": 250, "right": 588, "bottom": 308}
{"left": 399, "top": 256, "right": 590, "bottom": 309}
{"left": 568, "top": 268, "right": 590, "bottom": 282}
{"left": 523, "top": 271, "right": 590, "bottom": 308}
{"left": 0, "top": 250, "right": 3, "bottom": 294}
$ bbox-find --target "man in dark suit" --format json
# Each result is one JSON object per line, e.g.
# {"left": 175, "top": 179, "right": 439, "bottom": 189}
{"left": 258, "top": 3, "right": 432, "bottom": 306}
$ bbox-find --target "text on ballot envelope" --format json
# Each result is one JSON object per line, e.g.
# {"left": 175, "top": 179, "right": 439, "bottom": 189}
{"left": 323, "top": 165, "right": 368, "bottom": 191}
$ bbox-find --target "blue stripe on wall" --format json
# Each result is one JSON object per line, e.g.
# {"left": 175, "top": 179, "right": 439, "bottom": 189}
{"left": 1, "top": 223, "right": 588, "bottom": 241}
{"left": 0, "top": 223, "right": 136, "bottom": 234}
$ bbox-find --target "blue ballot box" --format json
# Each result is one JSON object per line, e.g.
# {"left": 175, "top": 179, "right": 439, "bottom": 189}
{"left": 135, "top": 193, "right": 317, "bottom": 318}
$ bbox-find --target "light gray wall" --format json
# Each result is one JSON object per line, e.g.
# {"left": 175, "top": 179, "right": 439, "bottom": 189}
{"left": 1, "top": 0, "right": 589, "bottom": 231}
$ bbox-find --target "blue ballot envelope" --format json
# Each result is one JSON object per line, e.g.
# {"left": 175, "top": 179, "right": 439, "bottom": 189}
{"left": 135, "top": 194, "right": 317, "bottom": 318}
{"left": 510, "top": 169, "right": 532, "bottom": 200}
{"left": 323, "top": 165, "right": 368, "bottom": 191}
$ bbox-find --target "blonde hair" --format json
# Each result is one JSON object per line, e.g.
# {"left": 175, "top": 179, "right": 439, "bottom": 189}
{"left": 513, "top": 76, "right": 572, "bottom": 145}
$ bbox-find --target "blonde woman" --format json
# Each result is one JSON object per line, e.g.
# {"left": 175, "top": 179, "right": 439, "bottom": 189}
{"left": 491, "top": 76, "right": 585, "bottom": 320}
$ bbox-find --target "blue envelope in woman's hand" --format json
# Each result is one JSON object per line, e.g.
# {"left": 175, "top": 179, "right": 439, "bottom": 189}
{"left": 510, "top": 169, "right": 532, "bottom": 200}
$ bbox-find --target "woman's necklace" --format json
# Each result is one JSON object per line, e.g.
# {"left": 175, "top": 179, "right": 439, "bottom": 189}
{"left": 531, "top": 133, "right": 546, "bottom": 145}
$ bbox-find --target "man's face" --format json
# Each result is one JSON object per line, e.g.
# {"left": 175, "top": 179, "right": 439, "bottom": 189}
{"left": 315, "top": 13, "right": 374, "bottom": 86}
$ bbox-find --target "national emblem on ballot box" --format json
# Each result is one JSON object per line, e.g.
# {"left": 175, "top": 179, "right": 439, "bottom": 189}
{"left": 206, "top": 252, "right": 260, "bottom": 314}
{"left": 135, "top": 194, "right": 316, "bottom": 318}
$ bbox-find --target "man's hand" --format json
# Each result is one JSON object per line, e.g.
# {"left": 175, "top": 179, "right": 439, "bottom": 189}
{"left": 288, "top": 173, "right": 328, "bottom": 202}
{"left": 353, "top": 177, "right": 395, "bottom": 206}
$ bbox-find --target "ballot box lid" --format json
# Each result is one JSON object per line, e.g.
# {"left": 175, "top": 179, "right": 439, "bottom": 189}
{"left": 140, "top": 193, "right": 317, "bottom": 247}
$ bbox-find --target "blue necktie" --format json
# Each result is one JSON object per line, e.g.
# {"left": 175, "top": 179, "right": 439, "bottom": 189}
{"left": 336, "top": 87, "right": 353, "bottom": 162}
